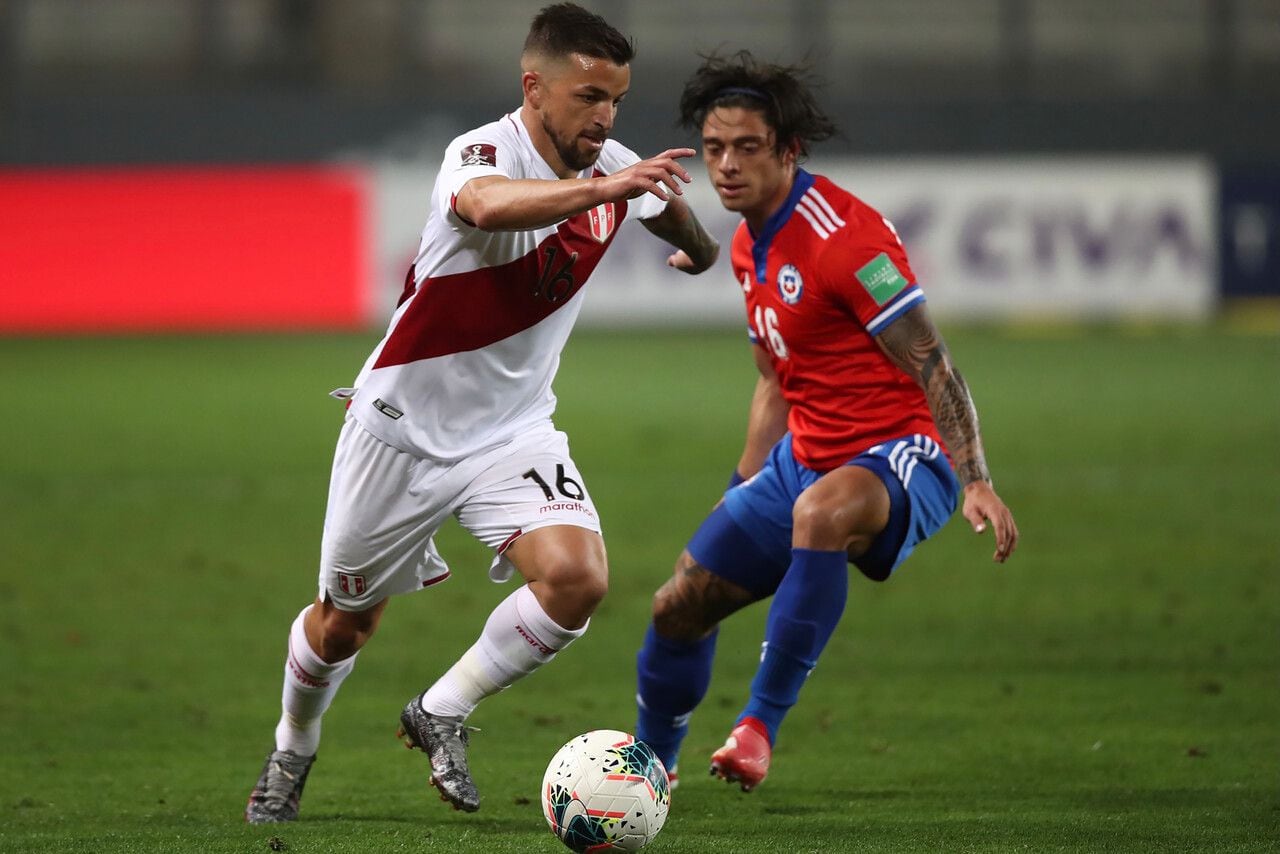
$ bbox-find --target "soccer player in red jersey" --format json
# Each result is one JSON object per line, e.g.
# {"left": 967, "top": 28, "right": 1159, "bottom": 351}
{"left": 634, "top": 52, "right": 1018, "bottom": 792}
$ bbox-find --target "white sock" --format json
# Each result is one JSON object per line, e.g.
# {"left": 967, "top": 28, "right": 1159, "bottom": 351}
{"left": 421, "top": 584, "right": 586, "bottom": 719}
{"left": 274, "top": 605, "right": 356, "bottom": 756}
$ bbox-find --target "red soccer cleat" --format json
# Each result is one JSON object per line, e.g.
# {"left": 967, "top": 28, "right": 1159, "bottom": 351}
{"left": 709, "top": 717, "right": 772, "bottom": 792}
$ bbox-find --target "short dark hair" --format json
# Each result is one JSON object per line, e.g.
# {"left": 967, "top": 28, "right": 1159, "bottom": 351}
{"left": 524, "top": 3, "right": 635, "bottom": 65}
{"left": 679, "top": 50, "right": 837, "bottom": 158}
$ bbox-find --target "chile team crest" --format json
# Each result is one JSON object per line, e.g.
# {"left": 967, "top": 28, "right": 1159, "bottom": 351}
{"left": 586, "top": 202, "right": 616, "bottom": 243}
{"left": 777, "top": 263, "right": 803, "bottom": 304}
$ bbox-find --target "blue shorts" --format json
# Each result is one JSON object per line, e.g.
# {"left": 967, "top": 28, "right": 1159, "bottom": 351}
{"left": 687, "top": 434, "right": 959, "bottom": 595}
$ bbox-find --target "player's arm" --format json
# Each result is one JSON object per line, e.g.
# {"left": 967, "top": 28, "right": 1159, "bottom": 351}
{"left": 735, "top": 344, "right": 789, "bottom": 480}
{"left": 454, "top": 148, "right": 697, "bottom": 231}
{"left": 640, "top": 194, "right": 720, "bottom": 275}
{"left": 874, "top": 305, "right": 1019, "bottom": 562}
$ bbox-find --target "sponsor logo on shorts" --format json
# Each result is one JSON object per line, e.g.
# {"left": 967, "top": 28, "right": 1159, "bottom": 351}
{"left": 372, "top": 398, "right": 403, "bottom": 420}
{"left": 539, "top": 500, "right": 595, "bottom": 517}
{"left": 461, "top": 143, "right": 498, "bottom": 167}
{"left": 337, "top": 572, "right": 367, "bottom": 596}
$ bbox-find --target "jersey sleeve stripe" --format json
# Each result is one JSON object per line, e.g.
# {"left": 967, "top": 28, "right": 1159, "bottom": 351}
{"left": 798, "top": 194, "right": 839, "bottom": 235}
{"left": 806, "top": 188, "right": 847, "bottom": 228}
{"left": 449, "top": 192, "right": 477, "bottom": 226}
{"left": 793, "top": 201, "right": 831, "bottom": 239}
{"left": 865, "top": 285, "right": 925, "bottom": 335}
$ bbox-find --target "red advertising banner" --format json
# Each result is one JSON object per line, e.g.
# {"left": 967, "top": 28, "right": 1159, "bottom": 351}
{"left": 0, "top": 167, "right": 368, "bottom": 332}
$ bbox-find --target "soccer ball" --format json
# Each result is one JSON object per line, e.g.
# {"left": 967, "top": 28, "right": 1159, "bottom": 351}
{"left": 541, "top": 729, "right": 670, "bottom": 852}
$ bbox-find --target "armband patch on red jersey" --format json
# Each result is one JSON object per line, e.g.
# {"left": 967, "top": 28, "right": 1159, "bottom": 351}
{"left": 856, "top": 252, "right": 909, "bottom": 306}
{"left": 461, "top": 143, "right": 498, "bottom": 167}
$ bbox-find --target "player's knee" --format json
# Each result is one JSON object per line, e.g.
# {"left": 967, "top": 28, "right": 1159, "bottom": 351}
{"left": 315, "top": 605, "right": 381, "bottom": 661}
{"left": 574, "top": 568, "right": 609, "bottom": 615}
{"left": 539, "top": 552, "right": 609, "bottom": 621}
{"left": 792, "top": 491, "right": 855, "bottom": 547}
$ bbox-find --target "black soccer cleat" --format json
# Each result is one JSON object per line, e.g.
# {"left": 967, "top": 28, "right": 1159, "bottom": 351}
{"left": 245, "top": 749, "right": 316, "bottom": 823}
{"left": 397, "top": 694, "right": 481, "bottom": 812}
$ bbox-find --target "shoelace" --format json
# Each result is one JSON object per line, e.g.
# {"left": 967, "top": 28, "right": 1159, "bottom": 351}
{"left": 437, "top": 723, "right": 480, "bottom": 756}
{"left": 263, "top": 758, "right": 304, "bottom": 803}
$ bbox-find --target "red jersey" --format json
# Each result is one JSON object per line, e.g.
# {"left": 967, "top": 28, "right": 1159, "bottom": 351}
{"left": 730, "top": 170, "right": 944, "bottom": 471}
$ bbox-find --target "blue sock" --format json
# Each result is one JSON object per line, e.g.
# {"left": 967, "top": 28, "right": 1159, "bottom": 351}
{"left": 740, "top": 548, "right": 848, "bottom": 744}
{"left": 635, "top": 624, "right": 717, "bottom": 772}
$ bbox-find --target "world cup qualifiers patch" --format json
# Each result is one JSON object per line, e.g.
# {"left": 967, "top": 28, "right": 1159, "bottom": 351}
{"left": 777, "top": 263, "right": 803, "bottom": 304}
{"left": 856, "top": 252, "right": 909, "bottom": 306}
{"left": 461, "top": 143, "right": 498, "bottom": 167}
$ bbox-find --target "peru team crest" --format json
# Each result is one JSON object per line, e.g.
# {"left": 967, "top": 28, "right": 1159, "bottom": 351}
{"left": 337, "top": 572, "right": 366, "bottom": 596}
{"left": 587, "top": 203, "right": 616, "bottom": 243}
{"left": 777, "top": 263, "right": 803, "bottom": 304}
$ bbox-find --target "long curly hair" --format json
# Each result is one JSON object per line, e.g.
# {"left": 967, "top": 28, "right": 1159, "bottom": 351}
{"left": 678, "top": 50, "right": 837, "bottom": 158}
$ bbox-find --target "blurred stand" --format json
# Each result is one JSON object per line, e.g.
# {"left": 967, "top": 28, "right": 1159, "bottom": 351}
{"left": 0, "top": 0, "right": 1277, "bottom": 163}
{"left": 1, "top": 0, "right": 1277, "bottom": 332}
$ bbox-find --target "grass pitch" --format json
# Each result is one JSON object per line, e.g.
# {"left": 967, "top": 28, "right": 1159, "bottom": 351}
{"left": 1, "top": 325, "right": 1277, "bottom": 853}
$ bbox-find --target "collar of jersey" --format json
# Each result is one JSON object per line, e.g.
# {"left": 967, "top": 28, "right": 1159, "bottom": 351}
{"left": 749, "top": 168, "right": 815, "bottom": 283}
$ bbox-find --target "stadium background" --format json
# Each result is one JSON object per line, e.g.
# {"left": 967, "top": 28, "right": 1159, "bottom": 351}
{"left": 2, "top": 2, "right": 1277, "bottom": 853}
{"left": 3, "top": 0, "right": 1279, "bottom": 329}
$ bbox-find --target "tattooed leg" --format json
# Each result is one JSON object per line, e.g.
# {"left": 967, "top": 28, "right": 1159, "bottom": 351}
{"left": 653, "top": 550, "right": 761, "bottom": 641}
{"left": 635, "top": 551, "right": 762, "bottom": 773}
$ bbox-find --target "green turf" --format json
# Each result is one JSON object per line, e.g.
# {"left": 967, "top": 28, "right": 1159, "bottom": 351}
{"left": 1, "top": 325, "right": 1277, "bottom": 853}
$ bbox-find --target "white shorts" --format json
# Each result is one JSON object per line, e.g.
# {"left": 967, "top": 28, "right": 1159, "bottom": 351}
{"left": 317, "top": 416, "right": 602, "bottom": 610}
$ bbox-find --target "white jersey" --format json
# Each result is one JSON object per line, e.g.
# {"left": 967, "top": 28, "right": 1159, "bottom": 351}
{"left": 344, "top": 112, "right": 667, "bottom": 460}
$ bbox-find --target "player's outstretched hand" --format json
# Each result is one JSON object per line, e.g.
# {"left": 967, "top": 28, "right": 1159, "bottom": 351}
{"left": 961, "top": 481, "right": 1018, "bottom": 563}
{"left": 666, "top": 242, "right": 720, "bottom": 275}
{"left": 603, "top": 148, "right": 696, "bottom": 203}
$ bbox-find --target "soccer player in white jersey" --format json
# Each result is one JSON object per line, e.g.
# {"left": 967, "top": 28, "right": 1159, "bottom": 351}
{"left": 245, "top": 3, "right": 719, "bottom": 823}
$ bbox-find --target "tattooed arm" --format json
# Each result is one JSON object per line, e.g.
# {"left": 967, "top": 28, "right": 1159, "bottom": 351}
{"left": 875, "top": 305, "right": 1019, "bottom": 562}
{"left": 876, "top": 305, "right": 989, "bottom": 486}
{"left": 641, "top": 194, "right": 720, "bottom": 274}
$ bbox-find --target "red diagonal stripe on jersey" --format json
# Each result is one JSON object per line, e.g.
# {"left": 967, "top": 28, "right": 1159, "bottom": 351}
{"left": 374, "top": 199, "right": 628, "bottom": 368}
